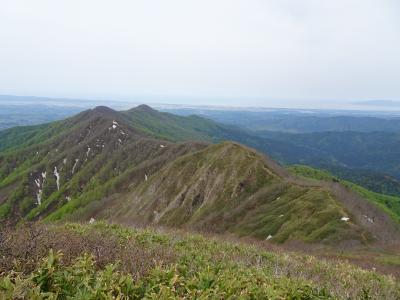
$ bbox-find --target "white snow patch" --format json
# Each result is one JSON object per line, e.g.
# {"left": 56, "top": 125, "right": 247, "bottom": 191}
{"left": 72, "top": 159, "right": 79, "bottom": 174}
{"left": 363, "top": 215, "right": 374, "bottom": 223}
{"left": 63, "top": 158, "right": 67, "bottom": 165}
{"left": 279, "top": 214, "right": 284, "bottom": 218}
{"left": 112, "top": 125, "right": 117, "bottom": 129}
{"left": 34, "top": 171, "right": 47, "bottom": 206}
{"left": 120, "top": 130, "right": 125, "bottom": 135}
{"left": 86, "top": 147, "right": 91, "bottom": 157}
{"left": 145, "top": 174, "right": 148, "bottom": 181}
{"left": 266, "top": 235, "right": 273, "bottom": 240}
{"left": 112, "top": 120, "right": 119, "bottom": 125}
{"left": 160, "top": 144, "right": 166, "bottom": 148}
{"left": 89, "top": 218, "right": 96, "bottom": 224}
{"left": 34, "top": 179, "right": 41, "bottom": 188}
{"left": 36, "top": 189, "right": 42, "bottom": 206}
{"left": 54, "top": 166, "right": 60, "bottom": 191}
{"left": 341, "top": 217, "right": 350, "bottom": 222}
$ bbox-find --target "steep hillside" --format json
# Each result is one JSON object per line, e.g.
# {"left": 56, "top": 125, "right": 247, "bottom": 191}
{"left": 0, "top": 105, "right": 399, "bottom": 248}
{"left": 93, "top": 142, "right": 399, "bottom": 245}
{"left": 0, "top": 106, "right": 207, "bottom": 223}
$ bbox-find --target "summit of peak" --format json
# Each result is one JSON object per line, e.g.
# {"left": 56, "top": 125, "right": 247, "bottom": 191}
{"left": 92, "top": 106, "right": 115, "bottom": 114}
{"left": 134, "top": 104, "right": 157, "bottom": 112}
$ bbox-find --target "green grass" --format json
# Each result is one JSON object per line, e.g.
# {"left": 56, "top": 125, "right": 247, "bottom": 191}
{"left": 288, "top": 165, "right": 400, "bottom": 224}
{"left": 1, "top": 222, "right": 398, "bottom": 299}
{"left": 101, "top": 143, "right": 369, "bottom": 245}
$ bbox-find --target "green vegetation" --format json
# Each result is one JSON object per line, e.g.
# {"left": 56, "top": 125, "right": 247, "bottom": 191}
{"left": 97, "top": 142, "right": 370, "bottom": 244}
{"left": 0, "top": 222, "right": 398, "bottom": 299}
{"left": 257, "top": 130, "right": 400, "bottom": 184}
{"left": 288, "top": 165, "right": 400, "bottom": 223}
{"left": 122, "top": 104, "right": 224, "bottom": 142}
{"left": 0, "top": 106, "right": 397, "bottom": 247}
{"left": 315, "top": 165, "right": 400, "bottom": 197}
{"left": 1, "top": 105, "right": 400, "bottom": 298}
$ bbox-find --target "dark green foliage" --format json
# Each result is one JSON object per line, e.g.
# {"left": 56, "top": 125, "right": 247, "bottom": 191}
{"left": 321, "top": 165, "right": 400, "bottom": 197}
{"left": 256, "top": 130, "right": 400, "bottom": 181}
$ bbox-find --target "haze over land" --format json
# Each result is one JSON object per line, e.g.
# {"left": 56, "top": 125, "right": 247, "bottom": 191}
{"left": 1, "top": 0, "right": 400, "bottom": 108}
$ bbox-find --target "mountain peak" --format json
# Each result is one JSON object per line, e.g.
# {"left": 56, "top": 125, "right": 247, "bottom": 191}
{"left": 92, "top": 106, "right": 116, "bottom": 114}
{"left": 133, "top": 104, "right": 157, "bottom": 113}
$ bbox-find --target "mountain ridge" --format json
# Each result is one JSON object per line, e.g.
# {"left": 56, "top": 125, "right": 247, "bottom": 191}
{"left": 0, "top": 105, "right": 398, "bottom": 247}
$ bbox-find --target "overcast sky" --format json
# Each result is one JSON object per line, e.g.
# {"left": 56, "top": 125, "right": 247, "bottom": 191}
{"left": 1, "top": 0, "right": 399, "bottom": 107}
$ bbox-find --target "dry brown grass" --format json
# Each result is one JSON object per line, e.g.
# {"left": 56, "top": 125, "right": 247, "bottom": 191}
{"left": 0, "top": 222, "right": 176, "bottom": 279}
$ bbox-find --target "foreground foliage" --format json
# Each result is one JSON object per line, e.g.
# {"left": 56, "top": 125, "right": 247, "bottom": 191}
{"left": 0, "top": 222, "right": 399, "bottom": 299}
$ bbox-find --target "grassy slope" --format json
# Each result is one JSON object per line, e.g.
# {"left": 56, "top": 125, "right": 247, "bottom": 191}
{"left": 0, "top": 222, "right": 398, "bottom": 299}
{"left": 0, "top": 105, "right": 398, "bottom": 245}
{"left": 97, "top": 142, "right": 368, "bottom": 244}
{"left": 288, "top": 165, "right": 400, "bottom": 223}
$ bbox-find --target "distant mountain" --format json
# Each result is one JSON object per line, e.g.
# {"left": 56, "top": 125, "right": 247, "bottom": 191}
{"left": 1, "top": 105, "right": 398, "bottom": 246}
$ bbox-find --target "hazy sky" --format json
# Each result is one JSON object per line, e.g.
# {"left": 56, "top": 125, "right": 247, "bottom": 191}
{"left": 1, "top": 0, "right": 399, "bottom": 107}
